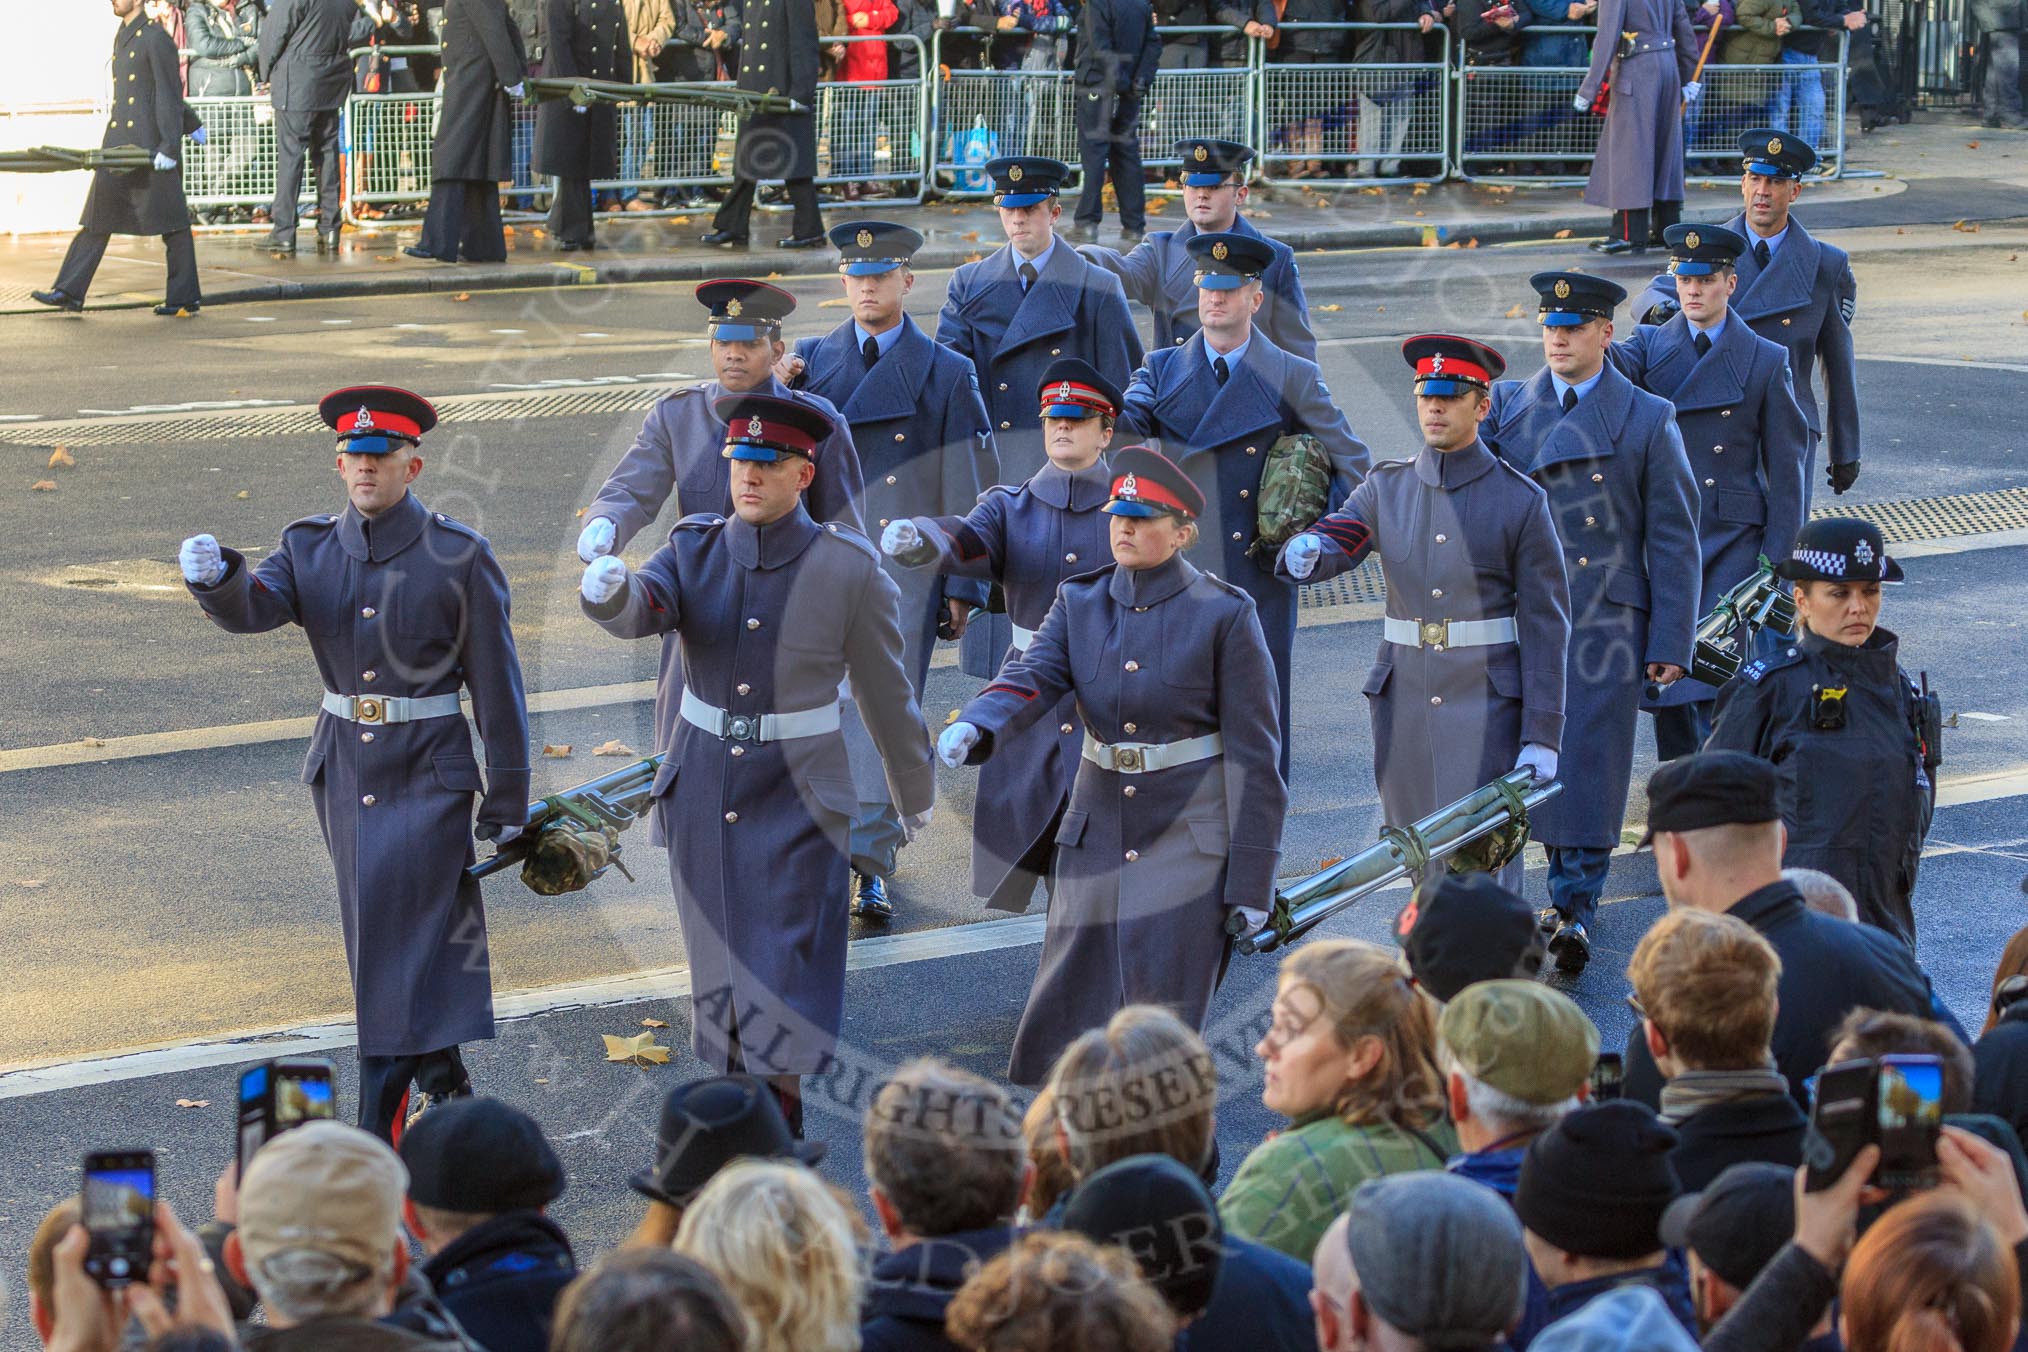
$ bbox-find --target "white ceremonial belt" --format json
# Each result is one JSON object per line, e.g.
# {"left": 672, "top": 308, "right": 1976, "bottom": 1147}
{"left": 1082, "top": 730, "right": 1225, "bottom": 775}
{"left": 322, "top": 691, "right": 464, "bottom": 725}
{"left": 680, "top": 688, "right": 841, "bottom": 743}
{"left": 1382, "top": 616, "right": 1519, "bottom": 651}
{"left": 1011, "top": 623, "right": 1038, "bottom": 652}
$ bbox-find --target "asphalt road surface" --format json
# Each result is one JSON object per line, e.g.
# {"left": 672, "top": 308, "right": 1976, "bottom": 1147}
{"left": 1, "top": 218, "right": 2026, "bottom": 1347}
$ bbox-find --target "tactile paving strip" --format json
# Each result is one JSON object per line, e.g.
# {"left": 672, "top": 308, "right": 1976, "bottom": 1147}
{"left": 1819, "top": 487, "right": 2028, "bottom": 544}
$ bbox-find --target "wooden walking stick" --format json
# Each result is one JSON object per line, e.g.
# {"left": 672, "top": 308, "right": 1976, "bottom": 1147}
{"left": 1685, "top": 11, "right": 1724, "bottom": 112}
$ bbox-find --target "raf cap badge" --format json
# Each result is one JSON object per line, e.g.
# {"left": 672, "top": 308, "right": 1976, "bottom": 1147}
{"left": 726, "top": 298, "right": 743, "bottom": 317}
{"left": 1194, "top": 145, "right": 1209, "bottom": 162}
{"left": 1009, "top": 164, "right": 1023, "bottom": 181}
{"left": 856, "top": 228, "right": 873, "bottom": 248}
{"left": 1554, "top": 279, "right": 1571, "bottom": 299}
{"left": 1685, "top": 229, "right": 1701, "bottom": 249}
{"left": 1212, "top": 241, "right": 1228, "bottom": 261}
{"left": 1768, "top": 136, "right": 1782, "bottom": 155}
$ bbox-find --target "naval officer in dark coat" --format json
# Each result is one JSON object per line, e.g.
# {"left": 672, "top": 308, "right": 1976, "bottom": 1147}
{"left": 1612, "top": 224, "right": 1810, "bottom": 760}
{"left": 180, "top": 387, "right": 532, "bottom": 1140}
{"left": 939, "top": 448, "right": 1287, "bottom": 1085}
{"left": 883, "top": 359, "right": 1123, "bottom": 915}
{"left": 1079, "top": 138, "right": 1316, "bottom": 361}
{"left": 1482, "top": 273, "right": 1700, "bottom": 975}
{"left": 1280, "top": 337, "right": 1571, "bottom": 890}
{"left": 776, "top": 221, "right": 999, "bottom": 919}
{"left": 407, "top": 0, "right": 528, "bottom": 263}
{"left": 698, "top": 0, "right": 827, "bottom": 248}
{"left": 580, "top": 395, "right": 934, "bottom": 1133}
{"left": 532, "top": 0, "right": 629, "bottom": 251}
{"left": 1116, "top": 231, "right": 1370, "bottom": 780}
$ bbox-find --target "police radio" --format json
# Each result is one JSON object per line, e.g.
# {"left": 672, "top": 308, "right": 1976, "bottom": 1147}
{"left": 1913, "top": 672, "right": 1943, "bottom": 772}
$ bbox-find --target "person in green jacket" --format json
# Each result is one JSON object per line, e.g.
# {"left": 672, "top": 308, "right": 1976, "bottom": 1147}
{"left": 1220, "top": 940, "right": 1459, "bottom": 1263}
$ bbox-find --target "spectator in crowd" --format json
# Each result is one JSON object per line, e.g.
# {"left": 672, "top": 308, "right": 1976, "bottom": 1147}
{"left": 1721, "top": 0, "right": 1788, "bottom": 137}
{"left": 1312, "top": 1172, "right": 1531, "bottom": 1352}
{"left": 1975, "top": 927, "right": 2028, "bottom": 1144}
{"left": 506, "top": 0, "right": 543, "bottom": 208}
{"left": 1020, "top": 1085, "right": 1076, "bottom": 1222}
{"left": 1267, "top": 0, "right": 1342, "bottom": 179}
{"left": 1531, "top": 1286, "right": 1701, "bottom": 1352}
{"left": 1842, "top": 1193, "right": 2022, "bottom": 1352}
{"left": 1974, "top": 0, "right": 2026, "bottom": 127}
{"left": 1825, "top": 1006, "right": 1975, "bottom": 1114}
{"left": 1770, "top": 0, "right": 1841, "bottom": 150}
{"left": 188, "top": 0, "right": 262, "bottom": 93}
{"left": 674, "top": 1159, "right": 864, "bottom": 1352}
{"left": 627, "top": 1073, "right": 825, "bottom": 1248}
{"left": 618, "top": 0, "right": 677, "bottom": 208}
{"left": 945, "top": 1231, "right": 1179, "bottom": 1352}
{"left": 1398, "top": 872, "right": 1549, "bottom": 1005}
{"left": 1454, "top": 0, "right": 1530, "bottom": 172}
{"left": 1350, "top": 0, "right": 1423, "bottom": 180}
{"left": 1656, "top": 1161, "right": 1835, "bottom": 1340}
{"left": 36, "top": 1200, "right": 239, "bottom": 1352}
{"left": 1222, "top": 940, "right": 1457, "bottom": 1263}
{"left": 1628, "top": 908, "right": 1807, "bottom": 1190}
{"left": 352, "top": 0, "right": 420, "bottom": 90}
{"left": 550, "top": 1248, "right": 747, "bottom": 1352}
{"left": 860, "top": 1058, "right": 1027, "bottom": 1352}
{"left": 1155, "top": 0, "right": 1212, "bottom": 76}
{"left": 1520, "top": 0, "right": 1590, "bottom": 65}
{"left": 660, "top": 0, "right": 732, "bottom": 204}
{"left": 396, "top": 1097, "right": 574, "bottom": 1352}
{"left": 406, "top": 0, "right": 526, "bottom": 264}
{"left": 990, "top": 0, "right": 1073, "bottom": 159}
{"left": 26, "top": 1198, "right": 82, "bottom": 1345}
{"left": 836, "top": 0, "right": 902, "bottom": 195}
{"left": 1514, "top": 1101, "right": 1695, "bottom": 1332}
{"left": 1785, "top": 866, "right": 1858, "bottom": 921}
{"left": 257, "top": 0, "right": 355, "bottom": 256}
{"left": 1062, "top": 1155, "right": 1225, "bottom": 1326}
{"left": 1624, "top": 751, "right": 1943, "bottom": 1107}
{"left": 1049, "top": 1005, "right": 1317, "bottom": 1352}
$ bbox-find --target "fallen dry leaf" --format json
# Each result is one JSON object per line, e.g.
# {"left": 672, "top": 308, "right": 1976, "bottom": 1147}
{"left": 1953, "top": 220, "right": 1980, "bottom": 233}
{"left": 575, "top": 506, "right": 588, "bottom": 517}
{"left": 1505, "top": 303, "right": 1526, "bottom": 319}
{"left": 1361, "top": 186, "right": 1383, "bottom": 196}
{"left": 452, "top": 292, "right": 472, "bottom": 301}
{"left": 818, "top": 297, "right": 850, "bottom": 308}
{"left": 17, "top": 880, "right": 44, "bottom": 889}
{"left": 532, "top": 228, "right": 547, "bottom": 238}
{"left": 1411, "top": 183, "right": 1429, "bottom": 196}
{"left": 502, "top": 225, "right": 515, "bottom": 235}
{"left": 1968, "top": 141, "right": 1980, "bottom": 149}
{"left": 1317, "top": 303, "right": 1343, "bottom": 312}
{"left": 175, "top": 1098, "right": 210, "bottom": 1109}
{"left": 31, "top": 480, "right": 56, "bottom": 492}
{"left": 1554, "top": 228, "right": 1573, "bottom": 239}
{"left": 376, "top": 254, "right": 396, "bottom": 262}
{"left": 668, "top": 216, "right": 692, "bottom": 226}
{"left": 81, "top": 737, "right": 106, "bottom": 748}
{"left": 603, "top": 1031, "right": 670, "bottom": 1066}
{"left": 542, "top": 744, "right": 573, "bottom": 758}
{"left": 1895, "top": 227, "right": 1906, "bottom": 234}
{"left": 236, "top": 490, "right": 251, "bottom": 500}
{"left": 47, "top": 447, "right": 74, "bottom": 469}
{"left": 766, "top": 272, "right": 783, "bottom": 279}
{"left": 1318, "top": 856, "right": 1345, "bottom": 870}
{"left": 1414, "top": 210, "right": 1425, "bottom": 217}
{"left": 1250, "top": 210, "right": 1272, "bottom": 219}
{"left": 964, "top": 252, "right": 985, "bottom": 263}
{"left": 593, "top": 739, "right": 638, "bottom": 757}
{"left": 641, "top": 1017, "right": 669, "bottom": 1028}
{"left": 961, "top": 230, "right": 981, "bottom": 242}
{"left": 1445, "top": 240, "right": 1463, "bottom": 249}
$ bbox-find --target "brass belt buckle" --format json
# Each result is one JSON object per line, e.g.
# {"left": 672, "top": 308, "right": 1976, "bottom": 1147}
{"left": 1419, "top": 619, "right": 1448, "bottom": 650}
{"left": 355, "top": 697, "right": 385, "bottom": 724}
{"left": 1113, "top": 746, "right": 1144, "bottom": 772}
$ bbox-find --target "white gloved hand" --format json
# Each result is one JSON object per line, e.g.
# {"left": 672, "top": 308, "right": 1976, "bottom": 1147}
{"left": 191, "top": 126, "right": 208, "bottom": 146}
{"left": 1515, "top": 742, "right": 1559, "bottom": 783}
{"left": 1234, "top": 905, "right": 1270, "bottom": 937}
{"left": 572, "top": 103, "right": 587, "bottom": 114}
{"left": 491, "top": 824, "right": 525, "bottom": 846}
{"left": 1283, "top": 532, "right": 1323, "bottom": 581}
{"left": 507, "top": 82, "right": 526, "bottom": 98}
{"left": 937, "top": 720, "right": 981, "bottom": 768}
{"left": 1572, "top": 93, "right": 1591, "bottom": 111}
{"left": 152, "top": 152, "right": 178, "bottom": 171}
{"left": 881, "top": 519, "right": 922, "bottom": 557}
{"left": 581, "top": 555, "right": 629, "bottom": 605}
{"left": 577, "top": 516, "right": 617, "bottom": 563}
{"left": 179, "top": 533, "right": 224, "bottom": 586}
{"left": 1682, "top": 80, "right": 1703, "bottom": 103}
{"left": 901, "top": 807, "right": 934, "bottom": 843}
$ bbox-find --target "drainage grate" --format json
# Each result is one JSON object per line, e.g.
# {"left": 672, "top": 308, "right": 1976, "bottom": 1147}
{"left": 1817, "top": 487, "right": 2028, "bottom": 544}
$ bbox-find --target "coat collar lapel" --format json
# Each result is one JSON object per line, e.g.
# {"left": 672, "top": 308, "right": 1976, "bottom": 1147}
{"left": 1164, "top": 221, "right": 1200, "bottom": 297}
{"left": 1416, "top": 439, "right": 1496, "bottom": 489}
{"left": 1032, "top": 456, "right": 1113, "bottom": 510}
{"left": 1730, "top": 214, "right": 1817, "bottom": 319}
{"left": 1152, "top": 331, "right": 1217, "bottom": 434}
{"left": 1197, "top": 333, "right": 1281, "bottom": 440}
{"left": 1522, "top": 362, "right": 1633, "bottom": 471}
{"left": 829, "top": 315, "right": 932, "bottom": 423}
{"left": 1107, "top": 552, "right": 1198, "bottom": 607}
{"left": 727, "top": 502, "right": 821, "bottom": 570}
{"left": 338, "top": 490, "right": 427, "bottom": 563}
{"left": 1002, "top": 240, "right": 1079, "bottom": 351}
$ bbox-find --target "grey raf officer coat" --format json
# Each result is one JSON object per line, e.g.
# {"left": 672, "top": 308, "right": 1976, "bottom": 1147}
{"left": 584, "top": 506, "right": 935, "bottom": 1073}
{"left": 901, "top": 458, "right": 1117, "bottom": 911}
{"left": 955, "top": 553, "right": 1287, "bottom": 1085}
{"left": 189, "top": 492, "right": 531, "bottom": 1057}
{"left": 1484, "top": 361, "right": 1700, "bottom": 848}
{"left": 1082, "top": 214, "right": 1319, "bottom": 362}
{"left": 1280, "top": 443, "right": 1571, "bottom": 829}
{"left": 1576, "top": 0, "right": 1698, "bottom": 210}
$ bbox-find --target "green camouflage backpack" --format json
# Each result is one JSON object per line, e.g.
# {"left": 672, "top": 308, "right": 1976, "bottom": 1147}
{"left": 1248, "top": 432, "right": 1333, "bottom": 564}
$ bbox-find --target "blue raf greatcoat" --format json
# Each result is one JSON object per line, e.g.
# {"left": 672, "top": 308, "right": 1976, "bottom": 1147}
{"left": 1484, "top": 361, "right": 1700, "bottom": 849}
{"left": 1082, "top": 214, "right": 1318, "bottom": 362}
{"left": 1118, "top": 330, "right": 1371, "bottom": 778}
{"left": 1612, "top": 313, "right": 1809, "bottom": 707}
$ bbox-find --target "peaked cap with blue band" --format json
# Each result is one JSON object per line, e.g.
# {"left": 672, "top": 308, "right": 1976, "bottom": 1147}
{"left": 714, "top": 393, "right": 836, "bottom": 463}
{"left": 1739, "top": 127, "right": 1817, "bottom": 180}
{"left": 320, "top": 385, "right": 438, "bottom": 455}
{"left": 984, "top": 156, "right": 1069, "bottom": 208}
{"left": 1531, "top": 271, "right": 1626, "bottom": 326}
{"left": 1664, "top": 223, "right": 1748, "bottom": 276}
{"left": 828, "top": 220, "right": 924, "bottom": 275}
{"left": 696, "top": 279, "right": 796, "bottom": 341}
{"left": 1402, "top": 335, "right": 1507, "bottom": 396}
{"left": 1188, "top": 231, "right": 1273, "bottom": 290}
{"left": 1173, "top": 137, "right": 1255, "bottom": 187}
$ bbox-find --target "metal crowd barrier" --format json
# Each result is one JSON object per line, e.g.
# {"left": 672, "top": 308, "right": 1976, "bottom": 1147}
{"left": 1255, "top": 23, "right": 1452, "bottom": 186}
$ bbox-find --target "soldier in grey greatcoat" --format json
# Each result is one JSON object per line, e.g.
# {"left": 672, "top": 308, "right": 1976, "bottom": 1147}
{"left": 1575, "top": 0, "right": 1699, "bottom": 254}
{"left": 775, "top": 222, "right": 998, "bottom": 919}
{"left": 939, "top": 448, "right": 1286, "bottom": 1085}
{"left": 1482, "top": 273, "right": 1700, "bottom": 975}
{"left": 580, "top": 395, "right": 934, "bottom": 1134}
{"left": 180, "top": 387, "right": 531, "bottom": 1140}
{"left": 406, "top": 0, "right": 527, "bottom": 263}
{"left": 1116, "top": 231, "right": 1370, "bottom": 782}
{"left": 1279, "top": 337, "right": 1571, "bottom": 893}
{"left": 532, "top": 0, "right": 629, "bottom": 250}
{"left": 1612, "top": 224, "right": 1809, "bottom": 759}
{"left": 882, "top": 358, "right": 1123, "bottom": 915}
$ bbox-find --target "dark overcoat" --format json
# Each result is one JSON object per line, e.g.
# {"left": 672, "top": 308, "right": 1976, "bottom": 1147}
{"left": 188, "top": 492, "right": 531, "bottom": 1057}
{"left": 83, "top": 17, "right": 191, "bottom": 237}
{"left": 531, "top": 0, "right": 629, "bottom": 179}
{"left": 723, "top": 0, "right": 822, "bottom": 178}
{"left": 1082, "top": 214, "right": 1318, "bottom": 362}
{"left": 1484, "top": 361, "right": 1699, "bottom": 848}
{"left": 1117, "top": 330, "right": 1371, "bottom": 777}
{"left": 433, "top": 0, "right": 529, "bottom": 183}
{"left": 259, "top": 0, "right": 357, "bottom": 110}
{"left": 584, "top": 506, "right": 935, "bottom": 1072}
{"left": 1576, "top": 0, "right": 1698, "bottom": 210}
{"left": 1613, "top": 313, "right": 1809, "bottom": 706}
{"left": 902, "top": 458, "right": 1116, "bottom": 911}
{"left": 956, "top": 553, "right": 1287, "bottom": 1085}
{"left": 1281, "top": 442, "right": 1571, "bottom": 829}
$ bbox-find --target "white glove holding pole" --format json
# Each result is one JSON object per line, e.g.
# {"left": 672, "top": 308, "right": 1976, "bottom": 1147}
{"left": 1234, "top": 906, "right": 1270, "bottom": 938}
{"left": 1572, "top": 93, "right": 1591, "bottom": 111}
{"left": 577, "top": 517, "right": 617, "bottom": 563}
{"left": 581, "top": 556, "right": 629, "bottom": 605}
{"left": 1283, "top": 533, "right": 1322, "bottom": 581}
{"left": 507, "top": 82, "right": 526, "bottom": 98}
{"left": 881, "top": 519, "right": 922, "bottom": 558}
{"left": 938, "top": 721, "right": 980, "bottom": 768}
{"left": 491, "top": 824, "right": 524, "bottom": 845}
{"left": 901, "top": 808, "right": 934, "bottom": 843}
{"left": 1682, "top": 80, "right": 1703, "bottom": 103}
{"left": 1514, "top": 742, "right": 1559, "bottom": 783}
{"left": 179, "top": 534, "right": 224, "bottom": 586}
{"left": 152, "top": 152, "right": 177, "bottom": 171}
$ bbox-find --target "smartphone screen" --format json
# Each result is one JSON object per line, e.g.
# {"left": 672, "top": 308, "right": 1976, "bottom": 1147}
{"left": 237, "top": 1063, "right": 270, "bottom": 1178}
{"left": 81, "top": 1151, "right": 155, "bottom": 1286}
{"left": 1877, "top": 1053, "right": 1945, "bottom": 1190}
{"left": 1589, "top": 1052, "right": 1624, "bottom": 1102}
{"left": 273, "top": 1062, "right": 336, "bottom": 1127}
{"left": 1804, "top": 1059, "right": 1877, "bottom": 1192}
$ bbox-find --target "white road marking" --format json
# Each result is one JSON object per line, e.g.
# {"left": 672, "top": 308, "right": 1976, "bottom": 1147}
{"left": 72, "top": 398, "right": 295, "bottom": 416}
{"left": 1960, "top": 712, "right": 2015, "bottom": 723}
{"left": 244, "top": 316, "right": 276, "bottom": 323}
{"left": 1857, "top": 354, "right": 2028, "bottom": 375}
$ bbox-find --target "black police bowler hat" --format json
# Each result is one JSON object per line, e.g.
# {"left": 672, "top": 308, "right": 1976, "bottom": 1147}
{"left": 398, "top": 1096, "right": 566, "bottom": 1213}
{"left": 1395, "top": 871, "right": 1545, "bottom": 1003}
{"left": 319, "top": 385, "right": 438, "bottom": 450}
{"left": 1640, "top": 749, "right": 1780, "bottom": 845}
{"left": 1774, "top": 516, "right": 1905, "bottom": 584}
{"left": 1739, "top": 127, "right": 1817, "bottom": 180}
{"left": 629, "top": 1074, "right": 824, "bottom": 1208}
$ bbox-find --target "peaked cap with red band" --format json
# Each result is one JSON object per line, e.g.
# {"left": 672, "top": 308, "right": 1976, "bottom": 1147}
{"left": 713, "top": 392, "right": 836, "bottom": 463}
{"left": 1401, "top": 334, "right": 1507, "bottom": 396}
{"left": 319, "top": 385, "right": 438, "bottom": 453}
{"left": 1036, "top": 356, "right": 1122, "bottom": 420}
{"left": 1102, "top": 446, "right": 1205, "bottom": 520}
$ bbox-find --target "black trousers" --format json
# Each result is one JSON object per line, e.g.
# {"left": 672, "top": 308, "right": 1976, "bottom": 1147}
{"left": 1651, "top": 702, "right": 1713, "bottom": 762}
{"left": 417, "top": 179, "right": 507, "bottom": 262}
{"left": 1074, "top": 86, "right": 1146, "bottom": 231}
{"left": 712, "top": 175, "right": 821, "bottom": 241}
{"left": 272, "top": 106, "right": 343, "bottom": 243}
{"left": 358, "top": 1045, "right": 471, "bottom": 1142}
{"left": 548, "top": 174, "right": 595, "bottom": 247}
{"left": 54, "top": 227, "right": 200, "bottom": 308}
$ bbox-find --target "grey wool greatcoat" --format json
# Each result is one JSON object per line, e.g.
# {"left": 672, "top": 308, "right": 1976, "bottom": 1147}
{"left": 900, "top": 458, "right": 1117, "bottom": 911}
{"left": 1117, "top": 331, "right": 1372, "bottom": 779}
{"left": 1576, "top": 0, "right": 1698, "bottom": 210}
{"left": 1612, "top": 314, "right": 1809, "bottom": 707}
{"left": 954, "top": 553, "right": 1287, "bottom": 1085}
{"left": 583, "top": 506, "right": 935, "bottom": 1073}
{"left": 433, "top": 0, "right": 529, "bottom": 183}
{"left": 1081, "top": 215, "right": 1319, "bottom": 363}
{"left": 1278, "top": 442, "right": 1571, "bottom": 831}
{"left": 84, "top": 16, "right": 191, "bottom": 237}
{"left": 531, "top": 0, "right": 629, "bottom": 180}
{"left": 187, "top": 492, "right": 531, "bottom": 1057}
{"left": 1483, "top": 362, "right": 1700, "bottom": 849}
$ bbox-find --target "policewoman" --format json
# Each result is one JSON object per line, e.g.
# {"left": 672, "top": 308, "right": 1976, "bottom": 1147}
{"left": 1280, "top": 337, "right": 1571, "bottom": 892}
{"left": 936, "top": 448, "right": 1287, "bottom": 1085}
{"left": 1707, "top": 518, "right": 1937, "bottom": 948}
{"left": 881, "top": 358, "right": 1123, "bottom": 914}
{"left": 180, "top": 387, "right": 531, "bottom": 1140}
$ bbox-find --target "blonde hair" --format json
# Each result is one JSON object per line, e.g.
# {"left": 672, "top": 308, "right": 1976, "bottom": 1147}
{"left": 1627, "top": 908, "right": 1782, "bottom": 1071}
{"left": 1278, "top": 940, "right": 1445, "bottom": 1129}
{"left": 946, "top": 1231, "right": 1177, "bottom": 1352}
{"left": 675, "top": 1160, "right": 864, "bottom": 1352}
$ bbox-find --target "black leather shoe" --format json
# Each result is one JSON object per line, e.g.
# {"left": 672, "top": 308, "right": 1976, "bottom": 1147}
{"left": 1118, "top": 229, "right": 1145, "bottom": 246}
{"left": 558, "top": 238, "right": 597, "bottom": 252}
{"left": 153, "top": 302, "right": 200, "bottom": 317}
{"left": 1549, "top": 921, "right": 1592, "bottom": 975}
{"left": 851, "top": 871, "right": 894, "bottom": 920}
{"left": 1065, "top": 223, "right": 1099, "bottom": 243}
{"left": 30, "top": 288, "right": 83, "bottom": 312}
{"left": 776, "top": 233, "right": 827, "bottom": 249}
{"left": 1588, "top": 238, "right": 1646, "bottom": 256}
{"left": 401, "top": 246, "right": 442, "bottom": 261}
{"left": 315, "top": 229, "right": 340, "bottom": 255}
{"left": 700, "top": 229, "right": 749, "bottom": 247}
